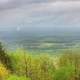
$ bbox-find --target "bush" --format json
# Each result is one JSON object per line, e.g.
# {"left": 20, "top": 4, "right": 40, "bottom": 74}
{"left": 0, "top": 63, "right": 9, "bottom": 80}
{"left": 59, "top": 50, "right": 80, "bottom": 80}
{"left": 2, "top": 48, "right": 80, "bottom": 80}
{"left": 9, "top": 49, "right": 55, "bottom": 80}
{"left": 54, "top": 65, "right": 75, "bottom": 80}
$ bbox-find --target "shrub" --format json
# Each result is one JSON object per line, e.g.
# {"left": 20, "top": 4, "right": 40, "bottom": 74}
{"left": 9, "top": 50, "right": 55, "bottom": 80}
{"left": 59, "top": 50, "right": 80, "bottom": 80}
{"left": 54, "top": 65, "right": 75, "bottom": 80}
{"left": 0, "top": 63, "right": 9, "bottom": 80}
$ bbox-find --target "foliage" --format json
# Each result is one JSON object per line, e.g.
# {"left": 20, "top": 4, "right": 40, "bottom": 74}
{"left": 0, "top": 63, "right": 9, "bottom": 80}
{"left": 9, "top": 49, "right": 55, "bottom": 80}
{"left": 59, "top": 50, "right": 80, "bottom": 80}
{"left": 7, "top": 75, "right": 31, "bottom": 80}
{"left": 7, "top": 49, "right": 80, "bottom": 80}
{"left": 54, "top": 65, "right": 75, "bottom": 80}
{"left": 0, "top": 42, "right": 12, "bottom": 70}
{"left": 0, "top": 46, "right": 80, "bottom": 80}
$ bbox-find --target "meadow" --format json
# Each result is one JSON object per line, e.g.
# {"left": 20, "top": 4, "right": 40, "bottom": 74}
{"left": 0, "top": 42, "right": 80, "bottom": 80}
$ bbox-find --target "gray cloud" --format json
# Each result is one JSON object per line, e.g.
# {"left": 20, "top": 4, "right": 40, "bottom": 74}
{"left": 0, "top": 0, "right": 48, "bottom": 10}
{"left": 0, "top": 0, "right": 80, "bottom": 30}
{"left": 0, "top": 0, "right": 80, "bottom": 10}
{"left": 0, "top": 1, "right": 80, "bottom": 23}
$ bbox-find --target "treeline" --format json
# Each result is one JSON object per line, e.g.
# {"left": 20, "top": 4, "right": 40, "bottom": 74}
{"left": 0, "top": 42, "right": 80, "bottom": 80}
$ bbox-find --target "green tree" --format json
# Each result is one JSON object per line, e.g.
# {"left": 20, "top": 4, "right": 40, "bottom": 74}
{"left": 54, "top": 65, "right": 75, "bottom": 80}
{"left": 59, "top": 50, "right": 80, "bottom": 80}
{"left": 0, "top": 42, "right": 12, "bottom": 70}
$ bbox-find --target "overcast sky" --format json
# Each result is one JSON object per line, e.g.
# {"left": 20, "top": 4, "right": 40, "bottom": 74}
{"left": 0, "top": 0, "right": 80, "bottom": 31}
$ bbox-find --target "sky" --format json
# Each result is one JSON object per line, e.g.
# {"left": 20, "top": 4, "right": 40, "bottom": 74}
{"left": 0, "top": 0, "right": 80, "bottom": 32}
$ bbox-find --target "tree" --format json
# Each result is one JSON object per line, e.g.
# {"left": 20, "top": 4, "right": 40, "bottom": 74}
{"left": 59, "top": 50, "right": 80, "bottom": 80}
{"left": 0, "top": 42, "right": 12, "bottom": 71}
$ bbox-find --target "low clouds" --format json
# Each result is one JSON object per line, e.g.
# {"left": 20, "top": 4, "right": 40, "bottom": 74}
{"left": 0, "top": 0, "right": 80, "bottom": 10}
{"left": 0, "top": 0, "right": 48, "bottom": 10}
{"left": 0, "top": 0, "right": 80, "bottom": 30}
